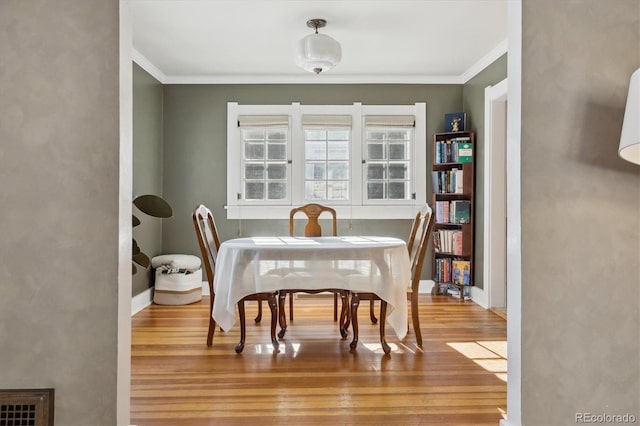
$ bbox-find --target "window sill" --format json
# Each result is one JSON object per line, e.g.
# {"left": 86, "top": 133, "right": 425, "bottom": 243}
{"left": 225, "top": 205, "right": 423, "bottom": 220}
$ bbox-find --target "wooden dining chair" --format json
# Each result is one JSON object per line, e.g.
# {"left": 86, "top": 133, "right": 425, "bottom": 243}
{"left": 285, "top": 203, "right": 343, "bottom": 322}
{"left": 192, "top": 204, "right": 279, "bottom": 353}
{"left": 367, "top": 209, "right": 423, "bottom": 325}
{"left": 350, "top": 206, "right": 434, "bottom": 350}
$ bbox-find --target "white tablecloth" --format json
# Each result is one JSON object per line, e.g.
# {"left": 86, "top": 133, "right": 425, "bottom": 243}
{"left": 212, "top": 236, "right": 411, "bottom": 339}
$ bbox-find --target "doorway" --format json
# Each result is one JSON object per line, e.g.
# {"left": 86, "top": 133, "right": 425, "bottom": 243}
{"left": 483, "top": 78, "right": 508, "bottom": 314}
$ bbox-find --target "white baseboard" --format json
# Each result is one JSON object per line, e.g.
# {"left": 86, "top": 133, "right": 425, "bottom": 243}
{"left": 202, "top": 281, "right": 210, "bottom": 296}
{"left": 131, "top": 286, "right": 153, "bottom": 316}
{"left": 471, "top": 285, "right": 488, "bottom": 308}
{"left": 418, "top": 279, "right": 435, "bottom": 294}
{"left": 500, "top": 419, "right": 519, "bottom": 426}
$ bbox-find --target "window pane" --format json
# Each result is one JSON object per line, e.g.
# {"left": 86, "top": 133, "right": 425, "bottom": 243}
{"left": 245, "top": 164, "right": 264, "bottom": 179}
{"left": 268, "top": 182, "right": 286, "bottom": 200}
{"left": 367, "top": 182, "right": 385, "bottom": 199}
{"left": 306, "top": 141, "right": 326, "bottom": 160}
{"left": 245, "top": 182, "right": 264, "bottom": 200}
{"left": 242, "top": 130, "right": 265, "bottom": 141}
{"left": 305, "top": 181, "right": 326, "bottom": 200}
{"left": 267, "top": 130, "right": 287, "bottom": 141}
{"left": 389, "top": 143, "right": 408, "bottom": 160}
{"left": 327, "top": 141, "right": 348, "bottom": 160}
{"left": 388, "top": 163, "right": 408, "bottom": 179}
{"left": 328, "top": 162, "right": 348, "bottom": 179}
{"left": 367, "top": 143, "right": 385, "bottom": 160}
{"left": 305, "top": 163, "right": 325, "bottom": 180}
{"left": 367, "top": 164, "right": 386, "bottom": 180}
{"left": 388, "top": 130, "right": 409, "bottom": 141}
{"left": 328, "top": 130, "right": 349, "bottom": 141}
{"left": 366, "top": 131, "right": 384, "bottom": 141}
{"left": 327, "top": 181, "right": 349, "bottom": 200}
{"left": 267, "top": 143, "right": 286, "bottom": 160}
{"left": 388, "top": 182, "right": 407, "bottom": 199}
{"left": 245, "top": 142, "right": 264, "bottom": 160}
{"left": 267, "top": 164, "right": 287, "bottom": 179}
{"left": 306, "top": 130, "right": 326, "bottom": 140}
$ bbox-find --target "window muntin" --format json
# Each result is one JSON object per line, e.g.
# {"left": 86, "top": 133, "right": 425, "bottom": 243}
{"left": 241, "top": 127, "right": 289, "bottom": 201}
{"left": 304, "top": 128, "right": 350, "bottom": 201}
{"left": 365, "top": 127, "right": 413, "bottom": 201}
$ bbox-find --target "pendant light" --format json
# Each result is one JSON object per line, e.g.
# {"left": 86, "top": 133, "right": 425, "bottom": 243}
{"left": 295, "top": 19, "right": 341, "bottom": 74}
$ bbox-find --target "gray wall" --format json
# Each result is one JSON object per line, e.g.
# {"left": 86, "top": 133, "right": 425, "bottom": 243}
{"left": 0, "top": 1, "right": 120, "bottom": 424}
{"left": 133, "top": 63, "right": 164, "bottom": 295}
{"left": 521, "top": 1, "right": 639, "bottom": 424}
{"left": 463, "top": 54, "right": 508, "bottom": 290}
{"left": 161, "top": 84, "right": 462, "bottom": 281}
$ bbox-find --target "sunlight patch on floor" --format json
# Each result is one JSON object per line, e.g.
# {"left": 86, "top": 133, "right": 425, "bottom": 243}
{"left": 447, "top": 340, "right": 508, "bottom": 382}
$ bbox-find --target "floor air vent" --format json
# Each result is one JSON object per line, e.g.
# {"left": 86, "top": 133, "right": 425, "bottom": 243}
{"left": 0, "top": 389, "right": 53, "bottom": 426}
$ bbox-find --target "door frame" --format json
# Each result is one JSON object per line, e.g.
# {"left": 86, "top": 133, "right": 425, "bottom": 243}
{"left": 483, "top": 78, "right": 508, "bottom": 309}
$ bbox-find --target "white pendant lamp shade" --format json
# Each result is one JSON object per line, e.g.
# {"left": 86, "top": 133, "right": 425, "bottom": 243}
{"left": 619, "top": 68, "right": 640, "bottom": 165}
{"left": 295, "top": 19, "right": 341, "bottom": 74}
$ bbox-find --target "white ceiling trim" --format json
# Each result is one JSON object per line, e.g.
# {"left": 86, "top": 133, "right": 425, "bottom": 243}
{"left": 460, "top": 38, "right": 508, "bottom": 83}
{"left": 133, "top": 40, "right": 508, "bottom": 86}
{"left": 132, "top": 49, "right": 167, "bottom": 83}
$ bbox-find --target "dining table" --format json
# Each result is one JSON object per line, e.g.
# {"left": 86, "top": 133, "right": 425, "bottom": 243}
{"left": 212, "top": 235, "right": 411, "bottom": 353}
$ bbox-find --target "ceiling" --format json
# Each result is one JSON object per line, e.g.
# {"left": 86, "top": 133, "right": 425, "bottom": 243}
{"left": 130, "top": 0, "right": 508, "bottom": 84}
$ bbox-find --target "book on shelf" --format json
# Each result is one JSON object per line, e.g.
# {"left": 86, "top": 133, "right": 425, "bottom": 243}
{"left": 452, "top": 260, "right": 471, "bottom": 285}
{"left": 458, "top": 142, "right": 473, "bottom": 163}
{"left": 434, "top": 229, "right": 464, "bottom": 255}
{"left": 452, "top": 200, "right": 471, "bottom": 224}
{"left": 435, "top": 137, "right": 473, "bottom": 164}
{"left": 432, "top": 169, "right": 465, "bottom": 194}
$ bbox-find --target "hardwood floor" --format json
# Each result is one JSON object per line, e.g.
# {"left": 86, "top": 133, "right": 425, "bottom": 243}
{"left": 131, "top": 295, "right": 507, "bottom": 425}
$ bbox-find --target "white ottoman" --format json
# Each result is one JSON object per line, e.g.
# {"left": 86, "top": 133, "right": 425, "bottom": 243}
{"left": 152, "top": 254, "right": 203, "bottom": 305}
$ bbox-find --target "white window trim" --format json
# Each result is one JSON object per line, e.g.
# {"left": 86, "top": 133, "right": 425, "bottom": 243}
{"left": 226, "top": 102, "right": 426, "bottom": 220}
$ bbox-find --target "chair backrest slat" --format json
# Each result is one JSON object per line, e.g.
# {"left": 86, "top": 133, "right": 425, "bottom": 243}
{"left": 410, "top": 207, "right": 435, "bottom": 293}
{"left": 289, "top": 203, "right": 337, "bottom": 237}
{"left": 192, "top": 204, "right": 221, "bottom": 295}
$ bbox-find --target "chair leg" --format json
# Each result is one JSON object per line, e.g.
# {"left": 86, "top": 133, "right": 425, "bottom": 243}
{"left": 289, "top": 293, "right": 294, "bottom": 321}
{"left": 411, "top": 293, "right": 422, "bottom": 347}
{"left": 207, "top": 294, "right": 216, "bottom": 346}
{"left": 235, "top": 300, "right": 246, "bottom": 353}
{"left": 254, "top": 300, "right": 263, "bottom": 323}
{"left": 278, "top": 292, "right": 288, "bottom": 339}
{"left": 339, "top": 291, "right": 349, "bottom": 339}
{"left": 379, "top": 300, "right": 391, "bottom": 355}
{"left": 334, "top": 292, "right": 338, "bottom": 321}
{"left": 267, "top": 294, "right": 279, "bottom": 351}
{"left": 207, "top": 316, "right": 216, "bottom": 347}
{"left": 349, "top": 293, "right": 360, "bottom": 351}
{"left": 369, "top": 300, "right": 378, "bottom": 324}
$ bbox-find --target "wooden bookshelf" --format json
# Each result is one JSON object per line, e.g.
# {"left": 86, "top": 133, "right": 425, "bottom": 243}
{"left": 431, "top": 131, "right": 475, "bottom": 301}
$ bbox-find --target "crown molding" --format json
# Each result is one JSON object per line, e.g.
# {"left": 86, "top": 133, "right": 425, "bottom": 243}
{"left": 460, "top": 38, "right": 508, "bottom": 83}
{"left": 132, "top": 49, "right": 167, "bottom": 83}
{"left": 162, "top": 74, "right": 463, "bottom": 85}
{"left": 132, "top": 41, "right": 508, "bottom": 86}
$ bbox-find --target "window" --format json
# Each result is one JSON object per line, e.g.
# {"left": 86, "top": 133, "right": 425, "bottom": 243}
{"left": 238, "top": 115, "right": 290, "bottom": 203}
{"left": 364, "top": 115, "right": 415, "bottom": 202}
{"left": 303, "top": 115, "right": 351, "bottom": 201}
{"left": 227, "top": 103, "right": 426, "bottom": 219}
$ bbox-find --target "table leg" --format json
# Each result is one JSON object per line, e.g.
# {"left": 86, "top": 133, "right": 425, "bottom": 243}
{"left": 278, "top": 291, "right": 288, "bottom": 339}
{"left": 349, "top": 293, "right": 360, "bottom": 351}
{"left": 379, "top": 300, "right": 391, "bottom": 354}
